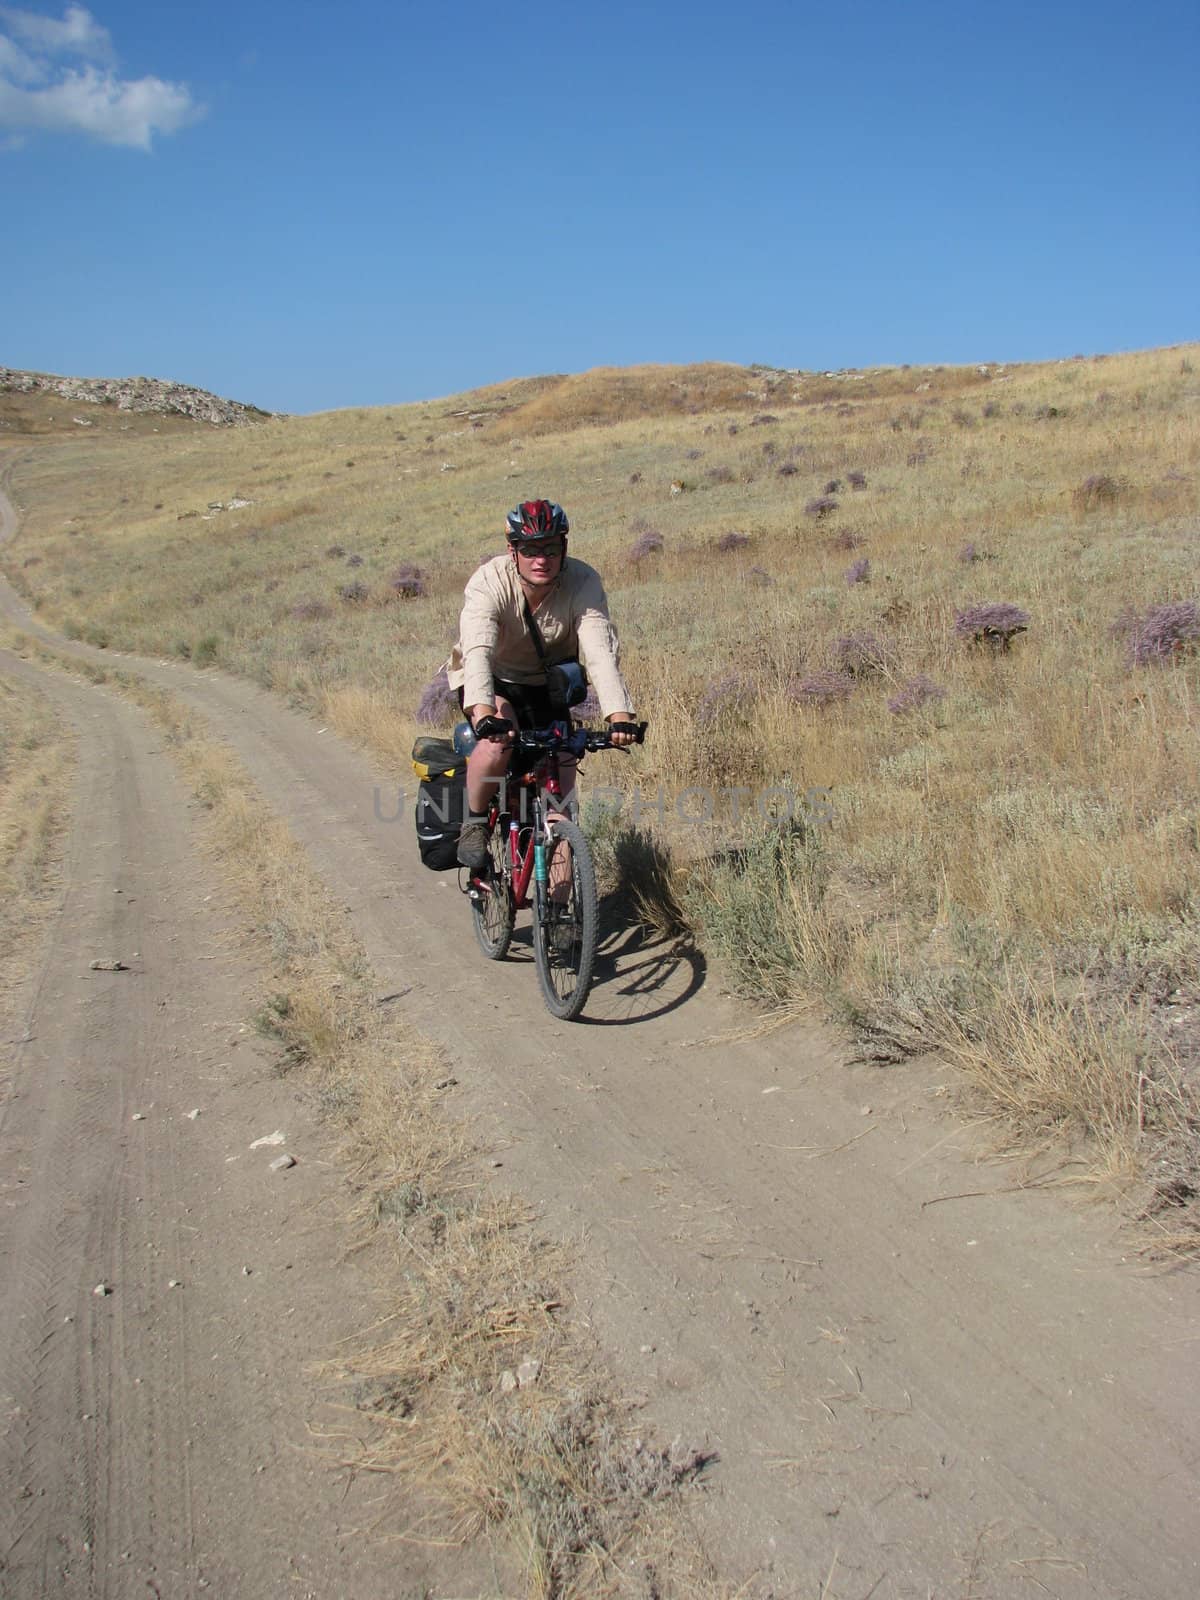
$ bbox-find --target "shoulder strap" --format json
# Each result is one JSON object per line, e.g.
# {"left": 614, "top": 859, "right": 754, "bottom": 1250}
{"left": 523, "top": 596, "right": 549, "bottom": 663}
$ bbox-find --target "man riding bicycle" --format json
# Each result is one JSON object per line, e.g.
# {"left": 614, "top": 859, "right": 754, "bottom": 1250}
{"left": 446, "top": 499, "right": 639, "bottom": 870}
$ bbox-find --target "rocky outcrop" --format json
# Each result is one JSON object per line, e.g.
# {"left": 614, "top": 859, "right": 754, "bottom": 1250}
{"left": 0, "top": 367, "right": 271, "bottom": 427}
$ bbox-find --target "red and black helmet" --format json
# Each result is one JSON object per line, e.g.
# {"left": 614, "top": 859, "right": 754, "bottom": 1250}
{"left": 506, "top": 499, "right": 570, "bottom": 543}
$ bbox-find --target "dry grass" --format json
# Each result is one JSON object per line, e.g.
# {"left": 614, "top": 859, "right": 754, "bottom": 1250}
{"left": 4, "top": 341, "right": 1199, "bottom": 1235}
{"left": 0, "top": 660, "right": 74, "bottom": 1051}
{"left": 9, "top": 634, "right": 733, "bottom": 1595}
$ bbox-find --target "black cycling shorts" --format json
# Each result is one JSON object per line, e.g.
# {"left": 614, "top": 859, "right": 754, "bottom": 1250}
{"left": 457, "top": 677, "right": 558, "bottom": 731}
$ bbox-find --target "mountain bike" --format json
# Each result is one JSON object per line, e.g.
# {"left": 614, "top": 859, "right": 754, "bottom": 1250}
{"left": 463, "top": 719, "right": 647, "bottom": 1021}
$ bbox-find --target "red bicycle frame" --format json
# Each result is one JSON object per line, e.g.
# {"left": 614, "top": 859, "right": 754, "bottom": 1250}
{"left": 486, "top": 747, "right": 573, "bottom": 911}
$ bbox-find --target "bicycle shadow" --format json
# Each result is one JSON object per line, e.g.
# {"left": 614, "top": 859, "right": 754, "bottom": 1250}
{"left": 583, "top": 887, "right": 707, "bottom": 1024}
{"left": 503, "top": 886, "right": 704, "bottom": 1024}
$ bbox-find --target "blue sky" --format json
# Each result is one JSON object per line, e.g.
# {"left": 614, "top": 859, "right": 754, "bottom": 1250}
{"left": 2, "top": 1, "right": 1196, "bottom": 414}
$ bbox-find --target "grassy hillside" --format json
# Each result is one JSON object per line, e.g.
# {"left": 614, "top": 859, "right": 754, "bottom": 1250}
{"left": 4, "top": 346, "right": 1198, "bottom": 1234}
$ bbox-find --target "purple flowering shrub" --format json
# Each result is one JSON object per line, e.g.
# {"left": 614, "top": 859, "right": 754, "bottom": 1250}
{"left": 695, "top": 672, "right": 755, "bottom": 730}
{"left": 805, "top": 495, "right": 839, "bottom": 519}
{"left": 748, "top": 565, "right": 774, "bottom": 587}
{"left": 631, "top": 529, "right": 664, "bottom": 561}
{"left": 337, "top": 580, "right": 369, "bottom": 603}
{"left": 846, "top": 470, "right": 868, "bottom": 490}
{"left": 1072, "top": 474, "right": 1125, "bottom": 514}
{"left": 845, "top": 557, "right": 871, "bottom": 586}
{"left": 630, "top": 525, "right": 664, "bottom": 562}
{"left": 829, "top": 527, "right": 865, "bottom": 552}
{"left": 717, "top": 530, "right": 751, "bottom": 552}
{"left": 1114, "top": 599, "right": 1200, "bottom": 666}
{"left": 345, "top": 553, "right": 364, "bottom": 568}
{"left": 831, "top": 629, "right": 889, "bottom": 677}
{"left": 416, "top": 665, "right": 458, "bottom": 726}
{"left": 887, "top": 675, "right": 946, "bottom": 715}
{"left": 777, "top": 462, "right": 799, "bottom": 477}
{"left": 788, "top": 669, "right": 855, "bottom": 706}
{"left": 390, "top": 564, "right": 427, "bottom": 598}
{"left": 290, "top": 598, "right": 331, "bottom": 622}
{"left": 958, "top": 541, "right": 980, "bottom": 563}
{"left": 571, "top": 685, "right": 602, "bottom": 723}
{"left": 954, "top": 602, "right": 1030, "bottom": 649}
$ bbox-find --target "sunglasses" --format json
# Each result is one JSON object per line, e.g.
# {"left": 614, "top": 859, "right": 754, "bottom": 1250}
{"left": 513, "top": 539, "right": 565, "bottom": 559}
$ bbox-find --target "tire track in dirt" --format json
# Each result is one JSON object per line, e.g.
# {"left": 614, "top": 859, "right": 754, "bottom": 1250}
{"left": 0, "top": 634, "right": 462, "bottom": 1597}
{"left": 0, "top": 656, "right": 199, "bottom": 1594}
{"left": 3, "top": 471, "right": 1200, "bottom": 1597}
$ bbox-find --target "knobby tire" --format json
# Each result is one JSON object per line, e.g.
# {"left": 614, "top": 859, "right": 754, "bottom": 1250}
{"left": 470, "top": 827, "right": 515, "bottom": 960}
{"left": 532, "top": 817, "right": 599, "bottom": 1021}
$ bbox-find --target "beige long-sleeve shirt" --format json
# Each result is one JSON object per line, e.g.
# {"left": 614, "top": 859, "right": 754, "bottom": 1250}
{"left": 446, "top": 554, "right": 634, "bottom": 718}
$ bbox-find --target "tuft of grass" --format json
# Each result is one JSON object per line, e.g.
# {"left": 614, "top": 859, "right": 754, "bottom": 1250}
{"left": 587, "top": 814, "right": 688, "bottom": 941}
{"left": 683, "top": 823, "right": 834, "bottom": 1004}
{"left": 932, "top": 975, "right": 1199, "bottom": 1221}
{"left": 0, "top": 665, "right": 74, "bottom": 1046}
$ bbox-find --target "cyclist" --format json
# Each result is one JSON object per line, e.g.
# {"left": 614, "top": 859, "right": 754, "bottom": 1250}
{"left": 446, "top": 499, "right": 639, "bottom": 870}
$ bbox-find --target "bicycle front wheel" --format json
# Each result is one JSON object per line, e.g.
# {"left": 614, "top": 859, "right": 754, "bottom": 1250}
{"left": 532, "top": 818, "right": 599, "bottom": 1021}
{"left": 471, "top": 826, "right": 515, "bottom": 960}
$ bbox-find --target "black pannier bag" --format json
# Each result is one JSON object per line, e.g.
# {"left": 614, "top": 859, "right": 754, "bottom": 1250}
{"left": 412, "top": 736, "right": 468, "bottom": 871}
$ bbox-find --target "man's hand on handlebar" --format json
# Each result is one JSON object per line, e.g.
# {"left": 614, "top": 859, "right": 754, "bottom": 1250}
{"left": 607, "top": 712, "right": 640, "bottom": 748}
{"left": 472, "top": 711, "right": 515, "bottom": 743}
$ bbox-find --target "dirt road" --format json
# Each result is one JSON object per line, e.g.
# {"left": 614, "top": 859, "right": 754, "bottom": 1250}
{"left": 2, "top": 468, "right": 1199, "bottom": 1599}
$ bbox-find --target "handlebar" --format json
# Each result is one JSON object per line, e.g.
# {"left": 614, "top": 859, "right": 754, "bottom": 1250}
{"left": 519, "top": 720, "right": 647, "bottom": 757}
{"left": 467, "top": 716, "right": 648, "bottom": 757}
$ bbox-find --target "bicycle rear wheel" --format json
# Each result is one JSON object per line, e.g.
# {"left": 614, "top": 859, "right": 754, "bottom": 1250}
{"left": 532, "top": 818, "right": 598, "bottom": 1021}
{"left": 470, "top": 826, "right": 515, "bottom": 960}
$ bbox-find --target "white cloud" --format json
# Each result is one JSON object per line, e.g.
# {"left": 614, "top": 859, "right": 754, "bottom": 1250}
{"left": 0, "top": 31, "right": 44, "bottom": 82}
{"left": 0, "top": 6, "right": 201, "bottom": 148}
{"left": 1, "top": 4, "right": 111, "bottom": 61}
